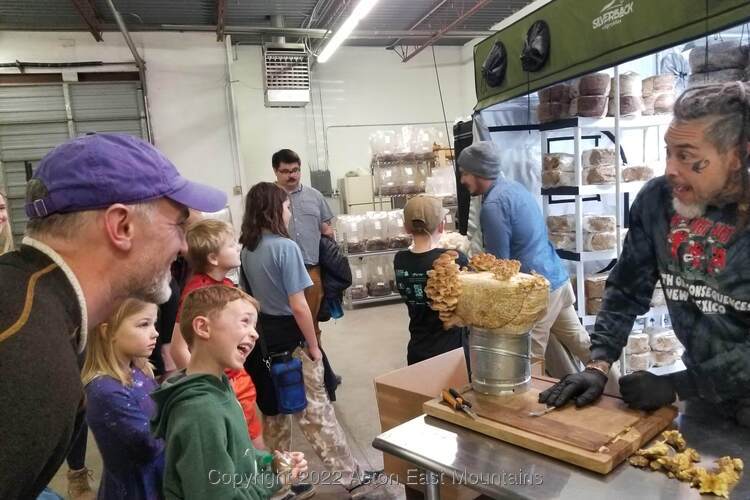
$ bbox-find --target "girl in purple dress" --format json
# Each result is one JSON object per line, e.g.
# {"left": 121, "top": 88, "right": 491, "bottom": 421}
{"left": 82, "top": 299, "right": 165, "bottom": 500}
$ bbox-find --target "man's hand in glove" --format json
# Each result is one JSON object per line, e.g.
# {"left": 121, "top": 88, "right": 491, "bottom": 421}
{"left": 619, "top": 371, "right": 676, "bottom": 411}
{"left": 538, "top": 368, "right": 608, "bottom": 407}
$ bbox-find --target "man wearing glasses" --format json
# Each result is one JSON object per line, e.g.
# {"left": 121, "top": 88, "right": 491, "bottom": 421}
{"left": 272, "top": 149, "right": 335, "bottom": 346}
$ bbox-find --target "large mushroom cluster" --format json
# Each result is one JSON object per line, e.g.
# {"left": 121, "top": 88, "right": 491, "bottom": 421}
{"left": 424, "top": 251, "right": 463, "bottom": 328}
{"left": 426, "top": 252, "right": 544, "bottom": 331}
{"left": 468, "top": 253, "right": 522, "bottom": 280}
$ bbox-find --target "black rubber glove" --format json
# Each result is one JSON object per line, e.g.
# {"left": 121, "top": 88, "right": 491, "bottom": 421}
{"left": 538, "top": 368, "right": 608, "bottom": 407}
{"left": 619, "top": 371, "right": 676, "bottom": 411}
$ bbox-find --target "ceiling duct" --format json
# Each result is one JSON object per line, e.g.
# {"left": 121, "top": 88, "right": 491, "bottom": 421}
{"left": 270, "top": 14, "right": 285, "bottom": 45}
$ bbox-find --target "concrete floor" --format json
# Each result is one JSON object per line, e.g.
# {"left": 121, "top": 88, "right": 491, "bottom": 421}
{"left": 49, "top": 302, "right": 412, "bottom": 499}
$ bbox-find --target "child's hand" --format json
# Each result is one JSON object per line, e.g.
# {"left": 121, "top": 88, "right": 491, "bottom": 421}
{"left": 273, "top": 451, "right": 307, "bottom": 480}
{"left": 306, "top": 346, "right": 322, "bottom": 362}
{"left": 288, "top": 451, "right": 307, "bottom": 479}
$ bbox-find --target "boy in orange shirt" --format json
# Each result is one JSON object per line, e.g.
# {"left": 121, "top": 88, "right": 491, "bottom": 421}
{"left": 169, "top": 219, "right": 264, "bottom": 449}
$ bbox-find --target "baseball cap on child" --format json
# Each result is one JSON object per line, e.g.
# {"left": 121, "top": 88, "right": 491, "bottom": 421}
{"left": 25, "top": 133, "right": 227, "bottom": 218}
{"left": 403, "top": 195, "right": 447, "bottom": 234}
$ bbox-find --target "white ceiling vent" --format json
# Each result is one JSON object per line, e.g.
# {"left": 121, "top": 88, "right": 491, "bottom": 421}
{"left": 263, "top": 43, "right": 310, "bottom": 108}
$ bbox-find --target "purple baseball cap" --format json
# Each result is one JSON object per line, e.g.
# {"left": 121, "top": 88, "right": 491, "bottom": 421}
{"left": 25, "top": 133, "right": 227, "bottom": 218}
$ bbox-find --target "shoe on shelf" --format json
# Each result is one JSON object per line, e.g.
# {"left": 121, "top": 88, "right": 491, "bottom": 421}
{"left": 67, "top": 468, "right": 96, "bottom": 500}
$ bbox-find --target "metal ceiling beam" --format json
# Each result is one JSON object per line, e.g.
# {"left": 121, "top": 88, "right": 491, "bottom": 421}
{"left": 216, "top": 0, "right": 225, "bottom": 41}
{"left": 228, "top": 28, "right": 491, "bottom": 40}
{"left": 104, "top": 0, "right": 146, "bottom": 93}
{"left": 0, "top": 24, "right": 493, "bottom": 40}
{"left": 70, "top": 0, "right": 103, "bottom": 42}
{"left": 170, "top": 25, "right": 492, "bottom": 39}
{"left": 401, "top": 0, "right": 492, "bottom": 63}
{"left": 386, "top": 0, "right": 448, "bottom": 50}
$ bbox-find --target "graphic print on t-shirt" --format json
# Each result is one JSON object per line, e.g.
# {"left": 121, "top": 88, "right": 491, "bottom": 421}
{"left": 661, "top": 213, "right": 750, "bottom": 315}
{"left": 394, "top": 249, "right": 469, "bottom": 307}
{"left": 413, "top": 283, "right": 425, "bottom": 300}
{"left": 667, "top": 214, "right": 734, "bottom": 279}
{"left": 394, "top": 267, "right": 427, "bottom": 305}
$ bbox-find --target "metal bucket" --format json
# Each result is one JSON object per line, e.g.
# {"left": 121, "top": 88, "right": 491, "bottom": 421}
{"left": 469, "top": 326, "right": 531, "bottom": 395}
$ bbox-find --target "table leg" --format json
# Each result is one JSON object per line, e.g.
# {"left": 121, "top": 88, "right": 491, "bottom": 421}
{"left": 424, "top": 470, "right": 441, "bottom": 500}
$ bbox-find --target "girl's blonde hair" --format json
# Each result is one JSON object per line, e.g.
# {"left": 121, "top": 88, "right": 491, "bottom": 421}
{"left": 0, "top": 190, "right": 14, "bottom": 255}
{"left": 82, "top": 298, "right": 156, "bottom": 387}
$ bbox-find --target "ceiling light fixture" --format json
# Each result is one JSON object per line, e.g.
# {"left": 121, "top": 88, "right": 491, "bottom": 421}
{"left": 317, "top": 0, "right": 379, "bottom": 63}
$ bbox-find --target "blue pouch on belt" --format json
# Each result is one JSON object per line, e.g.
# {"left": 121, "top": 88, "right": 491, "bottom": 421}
{"left": 270, "top": 352, "right": 308, "bottom": 414}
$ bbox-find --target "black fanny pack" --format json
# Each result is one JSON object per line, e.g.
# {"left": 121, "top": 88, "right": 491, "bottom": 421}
{"left": 243, "top": 313, "right": 307, "bottom": 416}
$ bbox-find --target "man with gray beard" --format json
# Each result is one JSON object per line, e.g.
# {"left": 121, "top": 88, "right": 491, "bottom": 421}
{"left": 0, "top": 133, "right": 226, "bottom": 499}
{"left": 539, "top": 82, "right": 750, "bottom": 429}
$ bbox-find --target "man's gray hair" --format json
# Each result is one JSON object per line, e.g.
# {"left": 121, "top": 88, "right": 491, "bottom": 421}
{"left": 673, "top": 81, "right": 750, "bottom": 154}
{"left": 25, "top": 197, "right": 157, "bottom": 240}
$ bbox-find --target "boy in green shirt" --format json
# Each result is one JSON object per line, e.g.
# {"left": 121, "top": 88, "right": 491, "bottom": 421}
{"left": 152, "top": 285, "right": 307, "bottom": 499}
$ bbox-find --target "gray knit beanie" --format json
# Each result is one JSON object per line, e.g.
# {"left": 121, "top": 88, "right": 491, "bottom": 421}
{"left": 457, "top": 141, "right": 501, "bottom": 180}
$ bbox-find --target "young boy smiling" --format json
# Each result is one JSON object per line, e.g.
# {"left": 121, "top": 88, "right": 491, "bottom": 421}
{"left": 151, "top": 285, "right": 307, "bottom": 499}
{"left": 170, "top": 219, "right": 265, "bottom": 450}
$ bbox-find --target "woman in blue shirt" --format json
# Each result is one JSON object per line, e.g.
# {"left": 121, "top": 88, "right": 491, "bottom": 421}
{"left": 239, "top": 182, "right": 378, "bottom": 498}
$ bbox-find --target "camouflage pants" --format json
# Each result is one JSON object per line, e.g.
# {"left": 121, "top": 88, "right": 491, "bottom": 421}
{"left": 263, "top": 347, "right": 361, "bottom": 486}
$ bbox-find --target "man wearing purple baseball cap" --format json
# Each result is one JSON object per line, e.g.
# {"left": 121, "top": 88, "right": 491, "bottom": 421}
{"left": 0, "top": 133, "right": 227, "bottom": 499}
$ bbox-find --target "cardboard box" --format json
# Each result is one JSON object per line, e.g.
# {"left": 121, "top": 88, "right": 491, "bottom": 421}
{"left": 434, "top": 147, "right": 455, "bottom": 170}
{"left": 374, "top": 348, "right": 544, "bottom": 499}
{"left": 584, "top": 273, "right": 609, "bottom": 299}
{"left": 586, "top": 297, "right": 603, "bottom": 315}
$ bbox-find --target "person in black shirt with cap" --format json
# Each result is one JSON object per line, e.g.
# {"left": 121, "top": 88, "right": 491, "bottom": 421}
{"left": 394, "top": 195, "right": 469, "bottom": 366}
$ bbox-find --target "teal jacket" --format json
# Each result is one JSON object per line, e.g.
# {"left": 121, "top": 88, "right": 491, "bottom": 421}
{"left": 151, "top": 372, "right": 280, "bottom": 500}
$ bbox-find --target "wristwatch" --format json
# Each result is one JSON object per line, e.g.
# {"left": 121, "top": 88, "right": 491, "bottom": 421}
{"left": 585, "top": 359, "right": 611, "bottom": 376}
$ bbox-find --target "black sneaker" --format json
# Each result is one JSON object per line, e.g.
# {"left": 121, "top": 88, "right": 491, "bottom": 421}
{"left": 273, "top": 483, "right": 316, "bottom": 500}
{"left": 290, "top": 483, "right": 316, "bottom": 499}
{"left": 292, "top": 483, "right": 317, "bottom": 500}
{"left": 347, "top": 472, "right": 385, "bottom": 499}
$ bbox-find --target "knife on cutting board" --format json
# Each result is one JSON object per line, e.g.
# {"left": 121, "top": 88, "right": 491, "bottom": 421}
{"left": 528, "top": 405, "right": 560, "bottom": 417}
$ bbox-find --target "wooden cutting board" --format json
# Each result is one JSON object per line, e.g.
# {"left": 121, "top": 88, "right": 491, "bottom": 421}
{"left": 423, "top": 377, "right": 677, "bottom": 474}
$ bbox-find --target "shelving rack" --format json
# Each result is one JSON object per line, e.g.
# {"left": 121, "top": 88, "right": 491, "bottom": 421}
{"left": 582, "top": 305, "right": 671, "bottom": 328}
{"left": 370, "top": 152, "right": 433, "bottom": 201}
{"left": 340, "top": 147, "right": 455, "bottom": 308}
{"left": 341, "top": 245, "right": 403, "bottom": 309}
{"left": 540, "top": 109, "right": 673, "bottom": 323}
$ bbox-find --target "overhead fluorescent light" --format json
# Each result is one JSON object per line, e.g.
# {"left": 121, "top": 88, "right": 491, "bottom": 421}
{"left": 317, "top": 0, "right": 379, "bottom": 63}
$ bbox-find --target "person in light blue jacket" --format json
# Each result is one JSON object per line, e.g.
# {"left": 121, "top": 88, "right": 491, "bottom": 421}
{"left": 458, "top": 141, "right": 593, "bottom": 374}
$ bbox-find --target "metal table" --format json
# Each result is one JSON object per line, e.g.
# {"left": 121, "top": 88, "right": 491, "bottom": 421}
{"left": 372, "top": 400, "right": 749, "bottom": 499}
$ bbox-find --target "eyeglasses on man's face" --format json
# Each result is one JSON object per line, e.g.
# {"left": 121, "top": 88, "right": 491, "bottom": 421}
{"left": 277, "top": 167, "right": 301, "bottom": 176}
